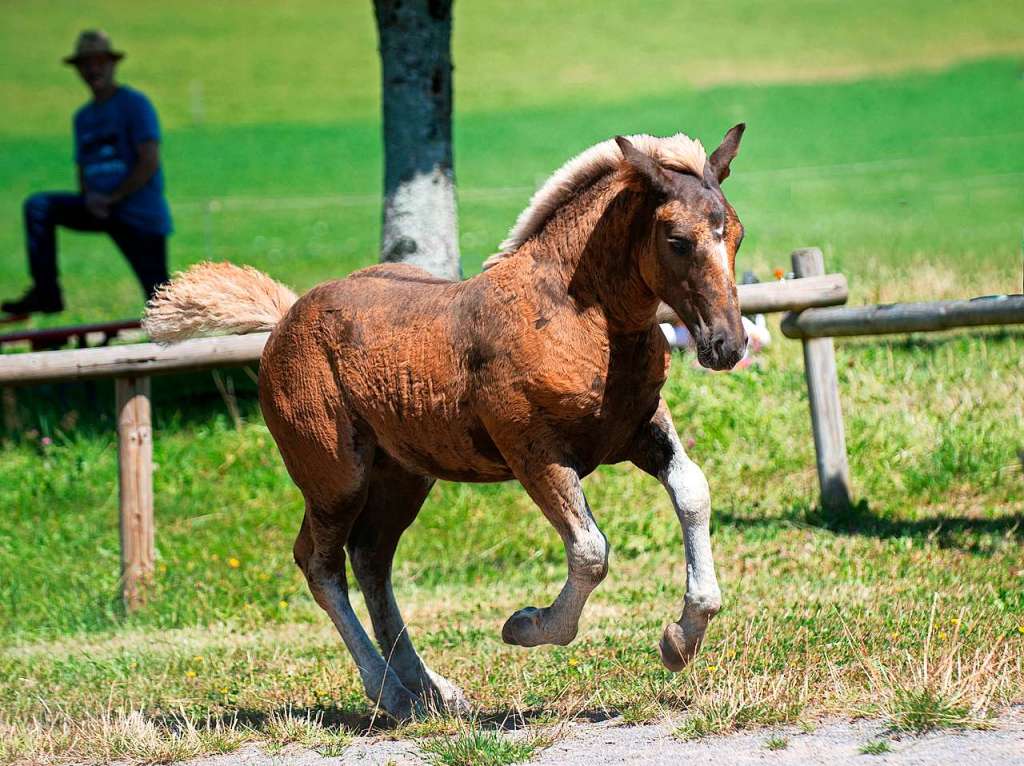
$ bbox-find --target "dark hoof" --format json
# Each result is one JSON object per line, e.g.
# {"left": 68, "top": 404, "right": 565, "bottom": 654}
{"left": 659, "top": 622, "right": 702, "bottom": 672}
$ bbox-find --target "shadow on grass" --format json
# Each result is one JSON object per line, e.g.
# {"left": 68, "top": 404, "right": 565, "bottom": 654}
{"left": 815, "top": 499, "right": 1022, "bottom": 549}
{"left": 717, "top": 499, "right": 1023, "bottom": 552}
{"left": 152, "top": 703, "right": 380, "bottom": 737}
{"left": 158, "top": 702, "right": 615, "bottom": 739}
{"left": 476, "top": 707, "right": 614, "bottom": 730}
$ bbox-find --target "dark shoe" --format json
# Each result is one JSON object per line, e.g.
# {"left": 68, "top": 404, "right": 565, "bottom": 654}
{"left": 1, "top": 287, "right": 64, "bottom": 315}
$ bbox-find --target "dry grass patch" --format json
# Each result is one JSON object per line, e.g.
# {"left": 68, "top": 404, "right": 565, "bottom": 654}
{"left": 259, "top": 707, "right": 352, "bottom": 756}
{"left": 670, "top": 621, "right": 809, "bottom": 740}
{"left": 0, "top": 709, "right": 247, "bottom": 766}
{"left": 829, "top": 602, "right": 1021, "bottom": 732}
{"left": 0, "top": 706, "right": 353, "bottom": 766}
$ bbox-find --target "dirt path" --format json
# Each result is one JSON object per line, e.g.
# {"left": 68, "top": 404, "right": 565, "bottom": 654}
{"left": 173, "top": 709, "right": 1024, "bottom": 766}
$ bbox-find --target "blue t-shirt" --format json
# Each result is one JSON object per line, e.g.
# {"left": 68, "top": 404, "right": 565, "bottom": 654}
{"left": 74, "top": 86, "right": 172, "bottom": 235}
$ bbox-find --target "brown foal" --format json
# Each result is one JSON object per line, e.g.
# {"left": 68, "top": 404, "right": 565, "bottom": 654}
{"left": 144, "top": 125, "right": 748, "bottom": 720}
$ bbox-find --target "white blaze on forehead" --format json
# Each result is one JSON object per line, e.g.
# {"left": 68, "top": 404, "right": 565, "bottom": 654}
{"left": 715, "top": 240, "right": 730, "bottom": 274}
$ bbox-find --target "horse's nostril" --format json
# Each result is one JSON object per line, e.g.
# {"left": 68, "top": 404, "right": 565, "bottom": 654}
{"left": 706, "top": 330, "right": 744, "bottom": 369}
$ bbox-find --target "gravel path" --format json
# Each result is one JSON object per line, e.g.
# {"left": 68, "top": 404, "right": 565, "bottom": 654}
{"left": 172, "top": 708, "right": 1024, "bottom": 766}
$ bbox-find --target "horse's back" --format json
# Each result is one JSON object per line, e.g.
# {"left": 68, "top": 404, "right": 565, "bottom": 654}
{"left": 315, "top": 262, "right": 460, "bottom": 316}
{"left": 261, "top": 262, "right": 465, "bottom": 411}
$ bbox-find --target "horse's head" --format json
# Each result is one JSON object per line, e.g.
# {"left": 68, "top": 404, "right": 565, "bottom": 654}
{"left": 617, "top": 125, "right": 747, "bottom": 370}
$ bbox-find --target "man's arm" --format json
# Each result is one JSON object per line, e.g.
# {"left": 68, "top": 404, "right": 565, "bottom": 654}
{"left": 84, "top": 141, "right": 160, "bottom": 219}
{"left": 109, "top": 140, "right": 160, "bottom": 204}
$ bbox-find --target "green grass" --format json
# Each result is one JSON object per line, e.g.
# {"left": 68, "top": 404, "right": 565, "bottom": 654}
{"left": 1, "top": 47, "right": 1022, "bottom": 322}
{"left": 1, "top": 1, "right": 1023, "bottom": 764}
{"left": 421, "top": 725, "right": 544, "bottom": 766}
{"left": 2, "top": 331, "right": 1021, "bottom": 639}
{"left": 887, "top": 689, "right": 972, "bottom": 734}
{"left": 1, "top": 329, "right": 1020, "bottom": 763}
{"left": 1, "top": 334, "right": 1022, "bottom": 751}
{"left": 764, "top": 735, "right": 789, "bottom": 751}
{"left": 1, "top": 325, "right": 1022, "bottom": 762}
{"left": 859, "top": 739, "right": 893, "bottom": 755}
{"left": 1, "top": 58, "right": 1022, "bottom": 323}
{"left": 2, "top": 0, "right": 1022, "bottom": 134}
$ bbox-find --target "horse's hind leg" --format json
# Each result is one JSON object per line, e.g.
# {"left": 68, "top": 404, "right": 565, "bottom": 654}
{"left": 348, "top": 453, "right": 470, "bottom": 714}
{"left": 261, "top": 331, "right": 421, "bottom": 719}
{"left": 294, "top": 502, "right": 425, "bottom": 721}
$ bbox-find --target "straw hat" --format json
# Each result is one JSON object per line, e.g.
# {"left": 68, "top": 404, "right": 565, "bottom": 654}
{"left": 63, "top": 30, "right": 125, "bottom": 65}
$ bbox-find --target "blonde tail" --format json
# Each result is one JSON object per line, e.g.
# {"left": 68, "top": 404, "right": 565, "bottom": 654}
{"left": 143, "top": 262, "right": 298, "bottom": 343}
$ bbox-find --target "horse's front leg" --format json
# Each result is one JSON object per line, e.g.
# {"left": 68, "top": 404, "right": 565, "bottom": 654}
{"left": 499, "top": 450, "right": 609, "bottom": 647}
{"left": 629, "top": 400, "right": 722, "bottom": 671}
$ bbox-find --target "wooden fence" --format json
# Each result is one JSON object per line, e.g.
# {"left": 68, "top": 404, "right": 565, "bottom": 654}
{"left": 1, "top": 250, "right": 1022, "bottom": 608}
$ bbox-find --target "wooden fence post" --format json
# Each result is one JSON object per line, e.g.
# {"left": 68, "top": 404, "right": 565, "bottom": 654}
{"left": 791, "top": 248, "right": 852, "bottom": 513}
{"left": 2, "top": 386, "right": 17, "bottom": 436}
{"left": 116, "top": 376, "right": 154, "bottom": 611}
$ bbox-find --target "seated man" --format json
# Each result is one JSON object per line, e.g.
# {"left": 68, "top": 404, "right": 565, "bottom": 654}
{"left": 2, "top": 30, "right": 172, "bottom": 316}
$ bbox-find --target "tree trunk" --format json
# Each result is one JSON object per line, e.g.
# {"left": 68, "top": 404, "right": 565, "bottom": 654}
{"left": 373, "top": 0, "right": 461, "bottom": 280}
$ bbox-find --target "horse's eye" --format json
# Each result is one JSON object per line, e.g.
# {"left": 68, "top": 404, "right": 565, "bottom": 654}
{"left": 667, "top": 237, "right": 693, "bottom": 257}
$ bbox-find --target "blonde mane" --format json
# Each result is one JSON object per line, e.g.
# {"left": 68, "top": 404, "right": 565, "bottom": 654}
{"left": 483, "top": 133, "right": 707, "bottom": 270}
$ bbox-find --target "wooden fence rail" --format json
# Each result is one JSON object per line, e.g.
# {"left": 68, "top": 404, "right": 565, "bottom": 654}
{"left": 0, "top": 332, "right": 269, "bottom": 386}
{"left": 656, "top": 273, "right": 847, "bottom": 324}
{"left": 781, "top": 294, "right": 1024, "bottom": 339}
{"left": 1, "top": 252, "right": 1021, "bottom": 609}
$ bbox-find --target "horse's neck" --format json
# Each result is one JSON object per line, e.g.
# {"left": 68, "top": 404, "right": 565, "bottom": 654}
{"left": 521, "top": 177, "right": 660, "bottom": 333}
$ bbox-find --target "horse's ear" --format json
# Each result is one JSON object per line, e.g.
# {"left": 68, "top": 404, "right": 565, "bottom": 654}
{"left": 708, "top": 123, "right": 746, "bottom": 183}
{"left": 616, "top": 136, "right": 672, "bottom": 196}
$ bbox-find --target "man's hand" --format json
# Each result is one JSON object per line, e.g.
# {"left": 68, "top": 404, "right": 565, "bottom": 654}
{"left": 80, "top": 142, "right": 160, "bottom": 220}
{"left": 85, "top": 191, "right": 113, "bottom": 219}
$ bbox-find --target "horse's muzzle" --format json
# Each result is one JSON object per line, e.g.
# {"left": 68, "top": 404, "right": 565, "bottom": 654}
{"left": 696, "top": 328, "right": 747, "bottom": 371}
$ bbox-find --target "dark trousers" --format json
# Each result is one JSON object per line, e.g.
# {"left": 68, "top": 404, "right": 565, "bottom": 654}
{"left": 24, "top": 192, "right": 169, "bottom": 300}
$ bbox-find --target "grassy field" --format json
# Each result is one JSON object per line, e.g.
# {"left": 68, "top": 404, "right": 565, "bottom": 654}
{"left": 1, "top": 1, "right": 1023, "bottom": 764}
{"left": 2, "top": 0, "right": 1023, "bottom": 133}
{"left": 2, "top": 332, "right": 1022, "bottom": 763}
{"left": 1, "top": 56, "right": 1022, "bottom": 322}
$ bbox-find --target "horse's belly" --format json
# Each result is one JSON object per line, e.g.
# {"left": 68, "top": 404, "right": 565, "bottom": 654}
{"left": 375, "top": 415, "right": 515, "bottom": 483}
{"left": 346, "top": 367, "right": 512, "bottom": 481}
